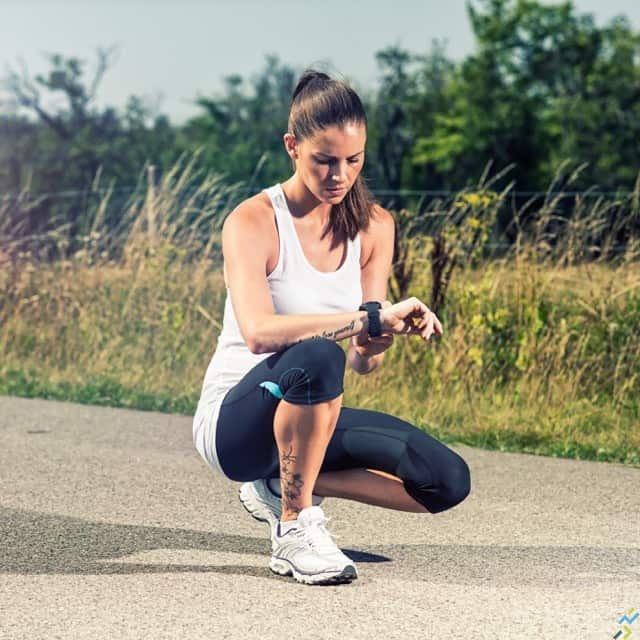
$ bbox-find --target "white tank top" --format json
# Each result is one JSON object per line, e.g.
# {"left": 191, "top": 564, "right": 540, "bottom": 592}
{"left": 194, "top": 183, "right": 363, "bottom": 474}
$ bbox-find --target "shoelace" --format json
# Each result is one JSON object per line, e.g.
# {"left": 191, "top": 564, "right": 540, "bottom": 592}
{"left": 295, "top": 516, "right": 341, "bottom": 554}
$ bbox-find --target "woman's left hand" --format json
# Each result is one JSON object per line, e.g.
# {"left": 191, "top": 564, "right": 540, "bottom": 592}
{"left": 352, "top": 300, "right": 394, "bottom": 358}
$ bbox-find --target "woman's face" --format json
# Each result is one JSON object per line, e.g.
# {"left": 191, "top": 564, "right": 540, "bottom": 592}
{"left": 286, "top": 122, "right": 367, "bottom": 204}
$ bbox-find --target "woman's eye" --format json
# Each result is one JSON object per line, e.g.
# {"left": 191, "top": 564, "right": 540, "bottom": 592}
{"left": 314, "top": 157, "right": 361, "bottom": 165}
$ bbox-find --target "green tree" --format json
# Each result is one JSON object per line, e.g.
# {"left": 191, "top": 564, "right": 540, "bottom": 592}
{"left": 369, "top": 46, "right": 417, "bottom": 197}
{"left": 414, "top": 0, "right": 640, "bottom": 192}
{"left": 538, "top": 14, "right": 640, "bottom": 190}
{"left": 404, "top": 41, "right": 456, "bottom": 192}
{"left": 181, "top": 55, "right": 297, "bottom": 189}
{"left": 1, "top": 49, "right": 179, "bottom": 245}
{"left": 2, "top": 48, "right": 179, "bottom": 193}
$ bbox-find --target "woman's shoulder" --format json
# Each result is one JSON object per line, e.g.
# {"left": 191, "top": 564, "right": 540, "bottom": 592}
{"left": 369, "top": 202, "right": 394, "bottom": 226}
{"left": 360, "top": 202, "right": 395, "bottom": 239}
{"left": 227, "top": 191, "right": 274, "bottom": 226}
{"left": 229, "top": 191, "right": 271, "bottom": 217}
{"left": 221, "top": 191, "right": 278, "bottom": 284}
{"left": 358, "top": 202, "right": 395, "bottom": 267}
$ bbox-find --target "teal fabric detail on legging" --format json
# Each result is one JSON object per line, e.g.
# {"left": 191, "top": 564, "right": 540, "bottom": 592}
{"left": 259, "top": 380, "right": 284, "bottom": 399}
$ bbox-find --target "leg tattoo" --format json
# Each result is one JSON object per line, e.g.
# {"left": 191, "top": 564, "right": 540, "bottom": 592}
{"left": 280, "top": 445, "right": 304, "bottom": 515}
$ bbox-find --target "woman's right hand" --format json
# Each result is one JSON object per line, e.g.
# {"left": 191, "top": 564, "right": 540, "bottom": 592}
{"left": 380, "top": 297, "right": 443, "bottom": 341}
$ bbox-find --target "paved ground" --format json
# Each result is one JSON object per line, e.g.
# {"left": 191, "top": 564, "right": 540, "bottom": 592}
{"left": 0, "top": 395, "right": 638, "bottom": 640}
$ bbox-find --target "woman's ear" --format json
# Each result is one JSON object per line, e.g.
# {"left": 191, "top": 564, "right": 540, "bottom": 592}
{"left": 283, "top": 132, "right": 298, "bottom": 160}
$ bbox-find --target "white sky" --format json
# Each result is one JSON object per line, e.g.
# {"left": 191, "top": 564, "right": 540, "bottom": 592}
{"left": 1, "top": 0, "right": 638, "bottom": 123}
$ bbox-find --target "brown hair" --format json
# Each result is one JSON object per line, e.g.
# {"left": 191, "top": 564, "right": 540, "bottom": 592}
{"left": 288, "top": 70, "right": 377, "bottom": 241}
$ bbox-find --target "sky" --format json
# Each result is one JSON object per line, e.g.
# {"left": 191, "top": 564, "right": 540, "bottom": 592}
{"left": 1, "top": 0, "right": 639, "bottom": 124}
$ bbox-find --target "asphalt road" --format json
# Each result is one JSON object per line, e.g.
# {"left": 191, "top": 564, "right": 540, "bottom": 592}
{"left": 0, "top": 395, "right": 638, "bottom": 640}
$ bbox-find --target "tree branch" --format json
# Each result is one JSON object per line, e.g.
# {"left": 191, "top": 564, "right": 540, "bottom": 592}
{"left": 3, "top": 58, "right": 70, "bottom": 139}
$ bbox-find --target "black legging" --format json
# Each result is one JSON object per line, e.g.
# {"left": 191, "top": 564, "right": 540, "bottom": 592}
{"left": 215, "top": 337, "right": 471, "bottom": 514}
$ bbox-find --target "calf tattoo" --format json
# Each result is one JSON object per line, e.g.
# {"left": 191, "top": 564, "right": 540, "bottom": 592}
{"left": 280, "top": 445, "right": 304, "bottom": 513}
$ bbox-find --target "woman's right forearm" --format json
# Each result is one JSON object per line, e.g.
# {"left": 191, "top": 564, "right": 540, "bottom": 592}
{"left": 252, "top": 311, "right": 371, "bottom": 354}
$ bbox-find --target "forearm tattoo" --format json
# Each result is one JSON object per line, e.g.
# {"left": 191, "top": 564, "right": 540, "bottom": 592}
{"left": 292, "top": 320, "right": 356, "bottom": 346}
{"left": 280, "top": 445, "right": 304, "bottom": 514}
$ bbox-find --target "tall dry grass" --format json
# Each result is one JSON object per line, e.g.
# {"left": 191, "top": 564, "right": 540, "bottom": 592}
{"left": 1, "top": 157, "right": 638, "bottom": 464}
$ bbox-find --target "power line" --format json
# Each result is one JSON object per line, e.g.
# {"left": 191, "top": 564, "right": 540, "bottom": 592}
{"left": 1, "top": 186, "right": 638, "bottom": 202}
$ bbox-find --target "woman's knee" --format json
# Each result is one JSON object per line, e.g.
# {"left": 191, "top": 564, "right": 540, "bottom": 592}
{"left": 293, "top": 337, "right": 346, "bottom": 371}
{"left": 277, "top": 338, "right": 346, "bottom": 405}
{"left": 404, "top": 449, "right": 471, "bottom": 514}
{"left": 438, "top": 454, "right": 471, "bottom": 510}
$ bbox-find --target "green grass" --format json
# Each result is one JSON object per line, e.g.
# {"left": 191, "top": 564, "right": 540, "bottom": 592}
{"left": 0, "top": 367, "right": 194, "bottom": 415}
{"left": 2, "top": 253, "right": 638, "bottom": 469}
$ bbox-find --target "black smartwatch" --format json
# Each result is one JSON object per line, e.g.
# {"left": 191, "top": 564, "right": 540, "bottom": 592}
{"left": 358, "top": 301, "right": 382, "bottom": 337}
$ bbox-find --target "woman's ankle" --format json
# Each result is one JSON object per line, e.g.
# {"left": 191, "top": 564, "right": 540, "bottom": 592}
{"left": 267, "top": 478, "right": 282, "bottom": 497}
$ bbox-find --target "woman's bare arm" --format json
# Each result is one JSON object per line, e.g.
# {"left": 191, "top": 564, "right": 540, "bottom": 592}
{"left": 251, "top": 310, "right": 371, "bottom": 354}
{"left": 222, "top": 199, "right": 371, "bottom": 354}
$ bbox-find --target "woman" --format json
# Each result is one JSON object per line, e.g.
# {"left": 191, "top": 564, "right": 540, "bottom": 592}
{"left": 193, "top": 70, "right": 471, "bottom": 586}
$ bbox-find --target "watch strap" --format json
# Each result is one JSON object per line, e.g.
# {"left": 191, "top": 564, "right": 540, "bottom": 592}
{"left": 358, "top": 301, "right": 382, "bottom": 337}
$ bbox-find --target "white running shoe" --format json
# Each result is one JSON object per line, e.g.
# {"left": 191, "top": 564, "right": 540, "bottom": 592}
{"left": 269, "top": 505, "right": 357, "bottom": 585}
{"left": 238, "top": 479, "right": 323, "bottom": 548}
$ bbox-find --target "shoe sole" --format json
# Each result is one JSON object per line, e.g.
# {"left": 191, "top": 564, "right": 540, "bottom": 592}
{"left": 269, "top": 556, "right": 358, "bottom": 585}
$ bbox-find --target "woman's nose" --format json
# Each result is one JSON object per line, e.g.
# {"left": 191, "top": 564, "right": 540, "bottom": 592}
{"left": 331, "top": 161, "right": 348, "bottom": 182}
